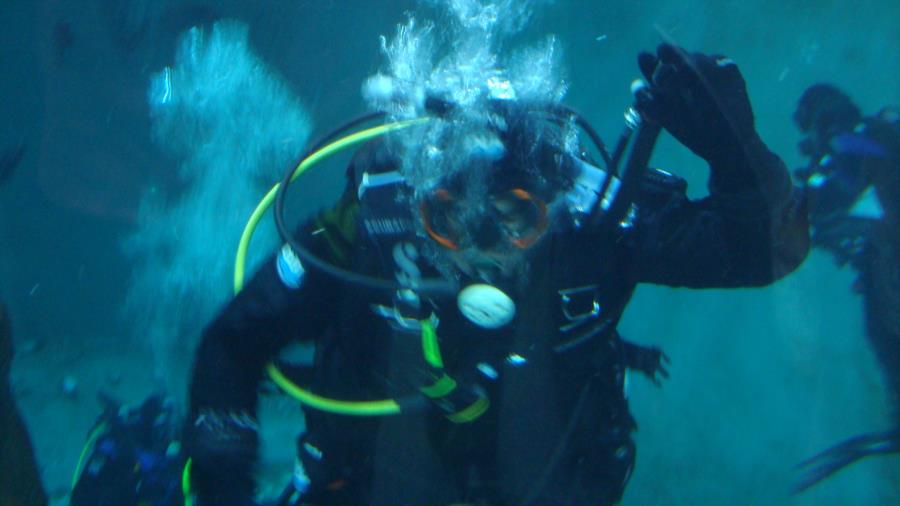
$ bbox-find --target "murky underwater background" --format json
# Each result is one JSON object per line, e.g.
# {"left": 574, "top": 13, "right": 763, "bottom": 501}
{"left": 1, "top": 0, "right": 899, "bottom": 504}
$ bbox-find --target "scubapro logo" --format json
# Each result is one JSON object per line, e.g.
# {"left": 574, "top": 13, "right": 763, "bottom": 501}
{"left": 364, "top": 218, "right": 412, "bottom": 236}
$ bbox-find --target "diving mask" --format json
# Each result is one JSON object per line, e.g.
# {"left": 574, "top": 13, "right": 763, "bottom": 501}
{"left": 420, "top": 187, "right": 549, "bottom": 251}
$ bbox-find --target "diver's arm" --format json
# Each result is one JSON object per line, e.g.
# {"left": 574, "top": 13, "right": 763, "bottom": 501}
{"left": 629, "top": 44, "right": 809, "bottom": 287}
{"left": 632, "top": 151, "right": 807, "bottom": 287}
{"left": 186, "top": 192, "right": 359, "bottom": 506}
{"left": 186, "top": 249, "right": 332, "bottom": 505}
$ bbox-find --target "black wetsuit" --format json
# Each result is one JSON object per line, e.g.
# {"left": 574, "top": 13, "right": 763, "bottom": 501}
{"left": 800, "top": 108, "right": 900, "bottom": 421}
{"left": 789, "top": 107, "right": 900, "bottom": 492}
{"left": 187, "top": 128, "right": 807, "bottom": 506}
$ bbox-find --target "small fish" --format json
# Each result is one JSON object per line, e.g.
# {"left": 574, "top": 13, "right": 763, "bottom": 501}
{"left": 0, "top": 142, "right": 25, "bottom": 186}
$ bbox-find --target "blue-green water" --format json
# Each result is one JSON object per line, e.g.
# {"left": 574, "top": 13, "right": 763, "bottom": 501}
{"left": 1, "top": 1, "right": 898, "bottom": 504}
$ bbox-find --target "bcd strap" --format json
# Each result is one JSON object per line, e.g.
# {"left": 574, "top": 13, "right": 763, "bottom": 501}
{"left": 418, "top": 319, "right": 490, "bottom": 423}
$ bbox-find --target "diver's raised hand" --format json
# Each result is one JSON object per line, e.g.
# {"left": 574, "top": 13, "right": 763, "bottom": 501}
{"left": 635, "top": 43, "right": 758, "bottom": 169}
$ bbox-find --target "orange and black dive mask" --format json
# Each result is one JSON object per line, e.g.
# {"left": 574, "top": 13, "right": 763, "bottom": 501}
{"left": 420, "top": 187, "right": 549, "bottom": 251}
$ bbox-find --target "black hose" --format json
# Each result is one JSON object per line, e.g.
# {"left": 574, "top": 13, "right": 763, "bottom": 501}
{"left": 272, "top": 112, "right": 458, "bottom": 295}
{"left": 592, "top": 119, "right": 661, "bottom": 230}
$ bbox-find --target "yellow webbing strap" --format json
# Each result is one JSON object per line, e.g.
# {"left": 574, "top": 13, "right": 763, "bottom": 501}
{"left": 420, "top": 374, "right": 457, "bottom": 399}
{"left": 420, "top": 318, "right": 444, "bottom": 368}
{"left": 446, "top": 396, "right": 491, "bottom": 424}
{"left": 419, "top": 318, "right": 488, "bottom": 423}
{"left": 182, "top": 458, "right": 193, "bottom": 506}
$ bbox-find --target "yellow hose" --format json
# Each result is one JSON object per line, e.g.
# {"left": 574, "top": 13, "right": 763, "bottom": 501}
{"left": 266, "top": 363, "right": 401, "bottom": 416}
{"left": 235, "top": 118, "right": 429, "bottom": 416}
{"left": 234, "top": 118, "right": 428, "bottom": 293}
{"left": 71, "top": 421, "right": 108, "bottom": 489}
{"left": 182, "top": 458, "right": 193, "bottom": 506}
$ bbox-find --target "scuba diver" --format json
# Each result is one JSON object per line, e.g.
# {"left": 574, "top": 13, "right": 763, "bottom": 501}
{"left": 791, "top": 83, "right": 900, "bottom": 492}
{"left": 69, "top": 393, "right": 185, "bottom": 506}
{"left": 184, "top": 43, "right": 808, "bottom": 506}
{"left": 1, "top": 301, "right": 49, "bottom": 506}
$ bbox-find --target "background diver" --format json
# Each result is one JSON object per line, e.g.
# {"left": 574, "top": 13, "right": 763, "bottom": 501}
{"left": 1, "top": 136, "right": 47, "bottom": 506}
{"left": 1, "top": 301, "right": 48, "bottom": 506}
{"left": 791, "top": 83, "right": 900, "bottom": 493}
{"left": 183, "top": 43, "right": 809, "bottom": 506}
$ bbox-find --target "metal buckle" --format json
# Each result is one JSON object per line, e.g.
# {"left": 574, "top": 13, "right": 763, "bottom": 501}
{"left": 558, "top": 285, "right": 602, "bottom": 332}
{"left": 370, "top": 304, "right": 421, "bottom": 332}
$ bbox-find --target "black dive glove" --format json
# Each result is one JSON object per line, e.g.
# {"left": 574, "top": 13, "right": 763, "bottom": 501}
{"left": 620, "top": 340, "right": 670, "bottom": 387}
{"left": 185, "top": 409, "right": 260, "bottom": 506}
{"left": 635, "top": 43, "right": 759, "bottom": 172}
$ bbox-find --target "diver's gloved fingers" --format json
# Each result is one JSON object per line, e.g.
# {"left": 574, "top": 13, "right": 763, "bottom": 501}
{"left": 638, "top": 347, "right": 671, "bottom": 387}
{"left": 658, "top": 364, "right": 670, "bottom": 379}
{"left": 637, "top": 51, "right": 658, "bottom": 83}
{"left": 709, "top": 54, "right": 742, "bottom": 79}
{"left": 656, "top": 42, "right": 689, "bottom": 65}
{"left": 634, "top": 86, "right": 660, "bottom": 122}
{"left": 649, "top": 368, "right": 670, "bottom": 387}
{"left": 650, "top": 369, "right": 670, "bottom": 387}
{"left": 654, "top": 44, "right": 698, "bottom": 86}
{"left": 639, "top": 45, "right": 687, "bottom": 86}
{"left": 636, "top": 41, "right": 758, "bottom": 168}
{"left": 653, "top": 352, "right": 671, "bottom": 383}
{"left": 659, "top": 43, "right": 741, "bottom": 91}
{"left": 652, "top": 62, "right": 681, "bottom": 90}
{"left": 654, "top": 43, "right": 692, "bottom": 78}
